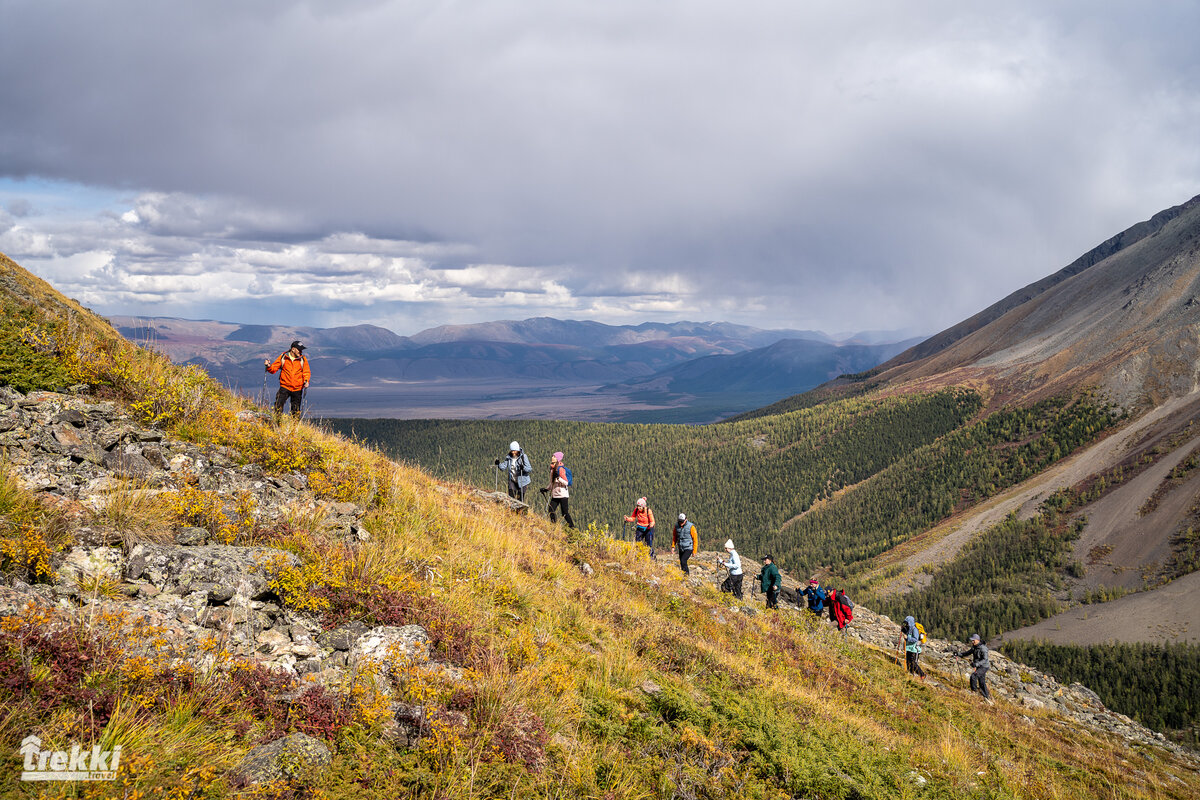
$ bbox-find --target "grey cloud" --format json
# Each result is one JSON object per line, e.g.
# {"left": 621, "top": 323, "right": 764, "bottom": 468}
{"left": 1, "top": 2, "right": 1199, "bottom": 333}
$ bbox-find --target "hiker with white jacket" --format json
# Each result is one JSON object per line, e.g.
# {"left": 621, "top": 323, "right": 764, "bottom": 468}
{"left": 494, "top": 441, "right": 533, "bottom": 501}
{"left": 718, "top": 539, "right": 744, "bottom": 599}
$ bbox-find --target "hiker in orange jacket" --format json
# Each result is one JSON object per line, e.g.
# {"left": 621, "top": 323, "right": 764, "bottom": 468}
{"left": 624, "top": 497, "right": 656, "bottom": 559}
{"left": 265, "top": 340, "right": 311, "bottom": 417}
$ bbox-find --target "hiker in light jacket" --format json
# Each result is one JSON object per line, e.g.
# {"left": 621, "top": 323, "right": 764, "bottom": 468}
{"left": 495, "top": 441, "right": 533, "bottom": 501}
{"left": 539, "top": 451, "right": 576, "bottom": 529}
{"left": 756, "top": 555, "right": 781, "bottom": 609}
{"left": 799, "top": 578, "right": 827, "bottom": 616}
{"left": 900, "top": 615, "right": 926, "bottom": 678}
{"left": 956, "top": 633, "right": 992, "bottom": 702}
{"left": 624, "top": 497, "right": 656, "bottom": 560}
{"left": 672, "top": 513, "right": 698, "bottom": 574}
{"left": 718, "top": 539, "right": 743, "bottom": 599}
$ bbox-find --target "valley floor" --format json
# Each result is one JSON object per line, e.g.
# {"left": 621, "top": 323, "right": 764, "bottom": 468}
{"left": 999, "top": 569, "right": 1200, "bottom": 646}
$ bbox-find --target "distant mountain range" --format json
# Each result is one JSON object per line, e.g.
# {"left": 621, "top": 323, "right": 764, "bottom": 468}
{"left": 107, "top": 315, "right": 922, "bottom": 421}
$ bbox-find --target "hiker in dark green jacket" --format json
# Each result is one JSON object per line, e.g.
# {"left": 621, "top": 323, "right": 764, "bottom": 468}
{"left": 756, "top": 555, "right": 781, "bottom": 609}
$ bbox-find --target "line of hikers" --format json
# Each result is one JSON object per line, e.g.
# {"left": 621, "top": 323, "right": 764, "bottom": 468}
{"left": 493, "top": 442, "right": 577, "bottom": 528}
{"left": 899, "top": 617, "right": 993, "bottom": 702}
{"left": 495, "top": 446, "right": 993, "bottom": 704}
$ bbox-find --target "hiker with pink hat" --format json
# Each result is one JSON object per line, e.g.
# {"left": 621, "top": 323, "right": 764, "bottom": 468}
{"left": 539, "top": 451, "right": 576, "bottom": 529}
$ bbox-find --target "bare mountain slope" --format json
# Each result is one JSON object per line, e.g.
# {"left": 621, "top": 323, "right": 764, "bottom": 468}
{"left": 871, "top": 193, "right": 1200, "bottom": 409}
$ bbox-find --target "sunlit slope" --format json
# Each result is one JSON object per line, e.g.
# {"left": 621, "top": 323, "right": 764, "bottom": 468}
{"left": 1, "top": 251, "right": 1198, "bottom": 797}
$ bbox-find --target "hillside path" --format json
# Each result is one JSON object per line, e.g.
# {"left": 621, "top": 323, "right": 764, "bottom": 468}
{"left": 875, "top": 389, "right": 1200, "bottom": 597}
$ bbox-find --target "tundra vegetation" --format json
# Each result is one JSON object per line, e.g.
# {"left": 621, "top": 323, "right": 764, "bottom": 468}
{"left": 1, "top": 253, "right": 1198, "bottom": 798}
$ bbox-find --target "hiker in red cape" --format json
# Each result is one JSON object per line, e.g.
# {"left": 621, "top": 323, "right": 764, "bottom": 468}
{"left": 265, "top": 340, "right": 311, "bottom": 417}
{"left": 827, "top": 587, "right": 854, "bottom": 632}
{"left": 624, "top": 497, "right": 656, "bottom": 559}
{"left": 540, "top": 451, "right": 576, "bottom": 529}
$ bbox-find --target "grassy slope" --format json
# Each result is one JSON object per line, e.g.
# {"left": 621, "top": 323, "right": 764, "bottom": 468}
{"left": 2, "top": 252, "right": 1198, "bottom": 798}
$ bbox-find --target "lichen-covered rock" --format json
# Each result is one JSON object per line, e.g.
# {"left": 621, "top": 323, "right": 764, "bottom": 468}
{"left": 124, "top": 543, "right": 300, "bottom": 606}
{"left": 318, "top": 622, "right": 370, "bottom": 652}
{"left": 349, "top": 625, "right": 430, "bottom": 671}
{"left": 233, "top": 733, "right": 332, "bottom": 786}
{"left": 56, "top": 546, "right": 124, "bottom": 588}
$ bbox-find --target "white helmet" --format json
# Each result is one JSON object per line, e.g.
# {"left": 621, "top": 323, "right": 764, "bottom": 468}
{"left": 509, "top": 441, "right": 521, "bottom": 451}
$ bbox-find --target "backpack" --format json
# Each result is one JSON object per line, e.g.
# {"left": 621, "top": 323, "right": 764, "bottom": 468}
{"left": 558, "top": 464, "right": 573, "bottom": 487}
{"left": 914, "top": 622, "right": 927, "bottom": 644}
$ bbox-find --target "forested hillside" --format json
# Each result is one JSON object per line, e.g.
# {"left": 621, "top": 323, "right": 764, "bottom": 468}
{"left": 328, "top": 389, "right": 981, "bottom": 547}
{"left": 779, "top": 395, "right": 1119, "bottom": 572}
{"left": 329, "top": 389, "right": 1116, "bottom": 575}
{"left": 1002, "top": 640, "right": 1200, "bottom": 748}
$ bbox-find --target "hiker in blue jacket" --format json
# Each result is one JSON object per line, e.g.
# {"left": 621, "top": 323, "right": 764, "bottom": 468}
{"left": 900, "top": 615, "right": 926, "bottom": 678}
{"left": 799, "top": 577, "right": 827, "bottom": 615}
{"left": 494, "top": 441, "right": 533, "bottom": 501}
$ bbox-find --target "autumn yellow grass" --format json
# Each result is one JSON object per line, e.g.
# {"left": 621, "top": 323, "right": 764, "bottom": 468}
{"left": 1, "top": 253, "right": 1199, "bottom": 798}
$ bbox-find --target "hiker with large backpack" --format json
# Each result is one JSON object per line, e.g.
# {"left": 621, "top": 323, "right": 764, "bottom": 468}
{"left": 672, "top": 513, "right": 698, "bottom": 574}
{"left": 264, "top": 340, "right": 311, "bottom": 417}
{"left": 495, "top": 441, "right": 533, "bottom": 501}
{"left": 539, "top": 451, "right": 576, "bottom": 529}
{"left": 756, "top": 554, "right": 781, "bottom": 609}
{"left": 900, "top": 615, "right": 927, "bottom": 678}
{"left": 799, "top": 578, "right": 827, "bottom": 616}
{"left": 956, "top": 633, "right": 993, "bottom": 703}
{"left": 718, "top": 539, "right": 744, "bottom": 599}
{"left": 827, "top": 587, "right": 854, "bottom": 631}
{"left": 624, "top": 497, "right": 656, "bottom": 560}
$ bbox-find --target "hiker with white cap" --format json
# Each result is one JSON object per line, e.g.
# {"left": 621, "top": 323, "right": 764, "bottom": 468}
{"left": 956, "top": 633, "right": 993, "bottom": 703}
{"left": 494, "top": 441, "right": 533, "bottom": 501}
{"left": 671, "top": 513, "right": 699, "bottom": 574}
{"left": 718, "top": 539, "right": 744, "bottom": 599}
{"left": 539, "top": 451, "right": 576, "bottom": 529}
{"left": 624, "top": 497, "right": 657, "bottom": 559}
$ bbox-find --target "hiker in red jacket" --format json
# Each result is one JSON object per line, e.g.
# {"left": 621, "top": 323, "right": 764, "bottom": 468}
{"left": 828, "top": 587, "right": 854, "bottom": 632}
{"left": 265, "top": 340, "right": 311, "bottom": 417}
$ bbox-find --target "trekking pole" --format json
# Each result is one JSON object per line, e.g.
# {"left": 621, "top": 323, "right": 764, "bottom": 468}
{"left": 493, "top": 460, "right": 499, "bottom": 493}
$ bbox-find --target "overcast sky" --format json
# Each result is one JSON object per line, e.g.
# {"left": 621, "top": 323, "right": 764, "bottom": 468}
{"left": 1, "top": 1, "right": 1198, "bottom": 337}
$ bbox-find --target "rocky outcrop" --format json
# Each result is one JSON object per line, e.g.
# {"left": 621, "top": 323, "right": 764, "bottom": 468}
{"left": 0, "top": 388, "right": 371, "bottom": 545}
{"left": 233, "top": 733, "right": 331, "bottom": 786}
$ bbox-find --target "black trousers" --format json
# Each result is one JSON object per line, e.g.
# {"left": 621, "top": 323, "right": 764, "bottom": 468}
{"left": 970, "top": 666, "right": 991, "bottom": 699}
{"left": 905, "top": 651, "right": 926, "bottom": 678}
{"left": 678, "top": 547, "right": 693, "bottom": 574}
{"left": 548, "top": 497, "right": 576, "bottom": 528}
{"left": 274, "top": 387, "right": 303, "bottom": 416}
{"left": 765, "top": 587, "right": 779, "bottom": 609}
{"left": 506, "top": 481, "right": 527, "bottom": 501}
{"left": 720, "top": 573, "right": 744, "bottom": 599}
